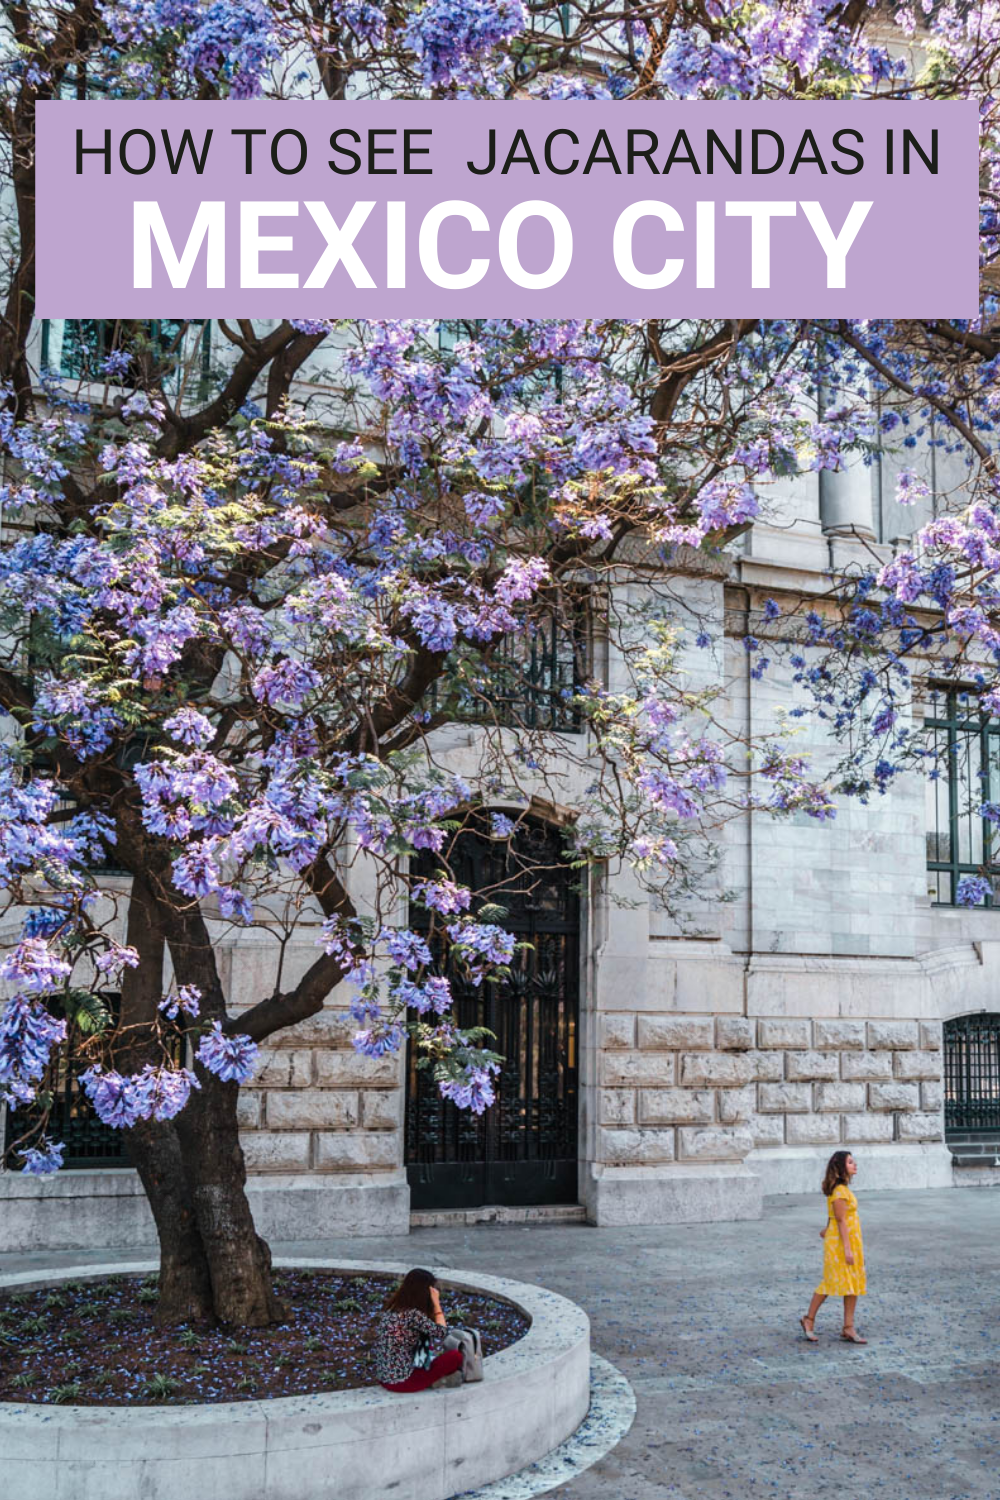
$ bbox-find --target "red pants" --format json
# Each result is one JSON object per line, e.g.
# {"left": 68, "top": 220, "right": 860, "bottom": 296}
{"left": 382, "top": 1348, "right": 463, "bottom": 1393}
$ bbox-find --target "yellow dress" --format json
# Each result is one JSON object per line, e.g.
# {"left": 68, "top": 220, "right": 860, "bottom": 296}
{"left": 815, "top": 1184, "right": 866, "bottom": 1296}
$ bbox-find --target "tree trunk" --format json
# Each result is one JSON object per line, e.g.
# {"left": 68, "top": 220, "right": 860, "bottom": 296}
{"left": 158, "top": 894, "right": 286, "bottom": 1325}
{"left": 129, "top": 1117, "right": 215, "bottom": 1323}
{"left": 118, "top": 878, "right": 214, "bottom": 1323}
{"left": 174, "top": 1077, "right": 288, "bottom": 1326}
{"left": 112, "top": 854, "right": 288, "bottom": 1325}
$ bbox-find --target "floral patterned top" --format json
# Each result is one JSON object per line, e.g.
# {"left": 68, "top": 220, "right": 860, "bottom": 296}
{"left": 372, "top": 1307, "right": 445, "bottom": 1385}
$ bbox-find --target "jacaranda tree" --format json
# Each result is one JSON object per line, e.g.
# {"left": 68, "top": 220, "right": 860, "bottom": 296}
{"left": 1, "top": 1, "right": 999, "bottom": 1325}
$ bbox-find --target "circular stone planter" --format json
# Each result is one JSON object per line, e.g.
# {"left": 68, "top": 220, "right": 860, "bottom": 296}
{"left": 0, "top": 1258, "right": 590, "bottom": 1500}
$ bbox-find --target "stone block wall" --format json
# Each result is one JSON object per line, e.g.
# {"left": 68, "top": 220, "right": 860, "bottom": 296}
{"left": 233, "top": 1004, "right": 404, "bottom": 1177}
{"left": 596, "top": 1013, "right": 943, "bottom": 1169}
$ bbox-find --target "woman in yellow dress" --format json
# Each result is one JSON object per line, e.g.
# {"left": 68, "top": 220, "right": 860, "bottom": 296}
{"left": 799, "top": 1150, "right": 867, "bottom": 1344}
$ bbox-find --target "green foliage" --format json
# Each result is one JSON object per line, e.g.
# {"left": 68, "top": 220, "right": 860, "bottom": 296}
{"left": 49, "top": 1383, "right": 82, "bottom": 1405}
{"left": 142, "top": 1373, "right": 180, "bottom": 1401}
{"left": 61, "top": 989, "right": 114, "bottom": 1037}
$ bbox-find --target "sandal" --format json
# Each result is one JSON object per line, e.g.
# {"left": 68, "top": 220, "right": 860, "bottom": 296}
{"left": 841, "top": 1327, "right": 868, "bottom": 1344}
{"left": 799, "top": 1316, "right": 819, "bottom": 1343}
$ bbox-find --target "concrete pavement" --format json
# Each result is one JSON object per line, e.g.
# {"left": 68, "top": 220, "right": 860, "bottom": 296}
{"left": 3, "top": 1187, "right": 998, "bottom": 1500}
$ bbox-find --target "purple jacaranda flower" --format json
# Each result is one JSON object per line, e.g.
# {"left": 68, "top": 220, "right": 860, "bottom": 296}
{"left": 353, "top": 1021, "right": 405, "bottom": 1058}
{"left": 252, "top": 659, "right": 321, "bottom": 709}
{"left": 134, "top": 1063, "right": 201, "bottom": 1121}
{"left": 79, "top": 1066, "right": 147, "bottom": 1129}
{"left": 163, "top": 707, "right": 215, "bottom": 748}
{"left": 412, "top": 880, "right": 472, "bottom": 916}
{"left": 0, "top": 996, "right": 67, "bottom": 1087}
{"left": 0, "top": 939, "right": 72, "bottom": 994}
{"left": 172, "top": 840, "right": 222, "bottom": 898}
{"left": 381, "top": 928, "right": 433, "bottom": 972}
{"left": 439, "top": 1060, "right": 500, "bottom": 1114}
{"left": 957, "top": 874, "right": 993, "bottom": 907}
{"left": 20, "top": 1138, "right": 65, "bottom": 1175}
{"left": 195, "top": 1021, "right": 259, "bottom": 1084}
{"left": 218, "top": 886, "right": 254, "bottom": 925}
{"left": 94, "top": 944, "right": 140, "bottom": 978}
{"left": 392, "top": 975, "right": 453, "bottom": 1016}
{"left": 159, "top": 985, "right": 202, "bottom": 1021}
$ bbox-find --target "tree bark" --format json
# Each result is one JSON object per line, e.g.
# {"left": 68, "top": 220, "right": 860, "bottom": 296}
{"left": 174, "top": 1077, "right": 288, "bottom": 1326}
{"left": 155, "top": 893, "right": 287, "bottom": 1325}
{"left": 117, "top": 877, "right": 214, "bottom": 1323}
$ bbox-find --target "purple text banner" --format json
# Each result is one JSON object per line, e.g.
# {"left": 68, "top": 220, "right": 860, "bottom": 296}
{"left": 35, "top": 99, "right": 977, "bottom": 318}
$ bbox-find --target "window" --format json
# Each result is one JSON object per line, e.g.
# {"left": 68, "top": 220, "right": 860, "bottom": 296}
{"left": 40, "top": 320, "right": 212, "bottom": 401}
{"left": 425, "top": 592, "right": 594, "bottom": 734}
{"left": 925, "top": 687, "right": 1000, "bottom": 906}
{"left": 944, "top": 1013, "right": 1000, "bottom": 1132}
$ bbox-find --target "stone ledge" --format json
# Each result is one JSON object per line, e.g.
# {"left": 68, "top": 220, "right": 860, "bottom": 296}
{"left": 748, "top": 1142, "right": 954, "bottom": 1197}
{"left": 0, "top": 1174, "right": 411, "bottom": 1253}
{"left": 585, "top": 1162, "right": 762, "bottom": 1226}
{"left": 0, "top": 1258, "right": 591, "bottom": 1500}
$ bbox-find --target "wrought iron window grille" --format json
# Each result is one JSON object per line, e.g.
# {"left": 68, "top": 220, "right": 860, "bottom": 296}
{"left": 3, "top": 992, "right": 187, "bottom": 1170}
{"left": 424, "top": 593, "right": 595, "bottom": 735}
{"left": 3, "top": 992, "right": 125, "bottom": 1169}
{"left": 944, "top": 1013, "right": 1000, "bottom": 1133}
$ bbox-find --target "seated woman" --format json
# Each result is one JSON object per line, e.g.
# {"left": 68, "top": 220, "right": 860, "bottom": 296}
{"left": 373, "top": 1268, "right": 464, "bottom": 1393}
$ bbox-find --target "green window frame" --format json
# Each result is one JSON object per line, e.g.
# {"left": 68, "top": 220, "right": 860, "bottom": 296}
{"left": 925, "top": 687, "right": 1000, "bottom": 907}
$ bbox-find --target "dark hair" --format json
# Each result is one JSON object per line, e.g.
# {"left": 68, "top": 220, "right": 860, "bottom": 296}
{"left": 385, "top": 1268, "right": 438, "bottom": 1316}
{"left": 822, "top": 1150, "right": 853, "bottom": 1198}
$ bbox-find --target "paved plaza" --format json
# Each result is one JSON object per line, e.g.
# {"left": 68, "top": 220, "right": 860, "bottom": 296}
{"left": 3, "top": 1187, "right": 998, "bottom": 1500}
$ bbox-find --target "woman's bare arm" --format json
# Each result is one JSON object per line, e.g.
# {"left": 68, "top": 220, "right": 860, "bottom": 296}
{"left": 833, "top": 1198, "right": 854, "bottom": 1265}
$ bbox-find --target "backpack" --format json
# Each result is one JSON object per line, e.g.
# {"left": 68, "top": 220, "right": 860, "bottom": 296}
{"left": 443, "top": 1326, "right": 484, "bottom": 1382}
{"left": 411, "top": 1330, "right": 435, "bottom": 1371}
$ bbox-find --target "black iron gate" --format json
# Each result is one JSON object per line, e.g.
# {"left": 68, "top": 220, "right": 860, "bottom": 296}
{"left": 944, "top": 1013, "right": 1000, "bottom": 1131}
{"left": 405, "top": 816, "right": 580, "bottom": 1210}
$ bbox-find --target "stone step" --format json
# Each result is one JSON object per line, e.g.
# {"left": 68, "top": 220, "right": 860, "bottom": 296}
{"left": 950, "top": 1149, "right": 1000, "bottom": 1167}
{"left": 410, "top": 1202, "right": 588, "bottom": 1229}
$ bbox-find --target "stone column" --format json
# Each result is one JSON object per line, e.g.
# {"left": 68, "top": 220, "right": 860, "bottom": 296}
{"left": 819, "top": 460, "right": 876, "bottom": 540}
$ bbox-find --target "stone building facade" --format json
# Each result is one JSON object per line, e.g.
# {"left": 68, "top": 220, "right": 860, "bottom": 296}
{"left": 3, "top": 335, "right": 998, "bottom": 1253}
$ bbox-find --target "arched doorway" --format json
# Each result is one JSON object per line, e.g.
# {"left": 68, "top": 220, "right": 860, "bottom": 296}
{"left": 944, "top": 1013, "right": 1000, "bottom": 1161}
{"left": 404, "top": 815, "right": 580, "bottom": 1211}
